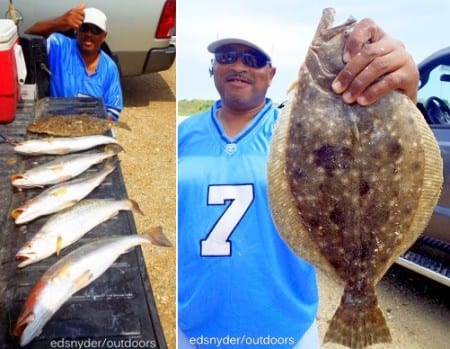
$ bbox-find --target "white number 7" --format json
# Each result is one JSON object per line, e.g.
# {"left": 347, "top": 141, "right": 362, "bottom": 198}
{"left": 200, "top": 184, "right": 254, "bottom": 256}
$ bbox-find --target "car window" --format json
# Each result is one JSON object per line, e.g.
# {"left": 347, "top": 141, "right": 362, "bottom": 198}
{"left": 418, "top": 63, "right": 450, "bottom": 124}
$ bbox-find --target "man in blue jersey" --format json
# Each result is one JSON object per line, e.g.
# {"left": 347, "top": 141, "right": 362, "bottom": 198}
{"left": 25, "top": 4, "right": 123, "bottom": 121}
{"left": 178, "top": 18, "right": 419, "bottom": 349}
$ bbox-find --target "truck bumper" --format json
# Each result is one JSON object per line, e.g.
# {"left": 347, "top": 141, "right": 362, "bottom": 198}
{"left": 143, "top": 44, "right": 176, "bottom": 74}
{"left": 115, "top": 45, "right": 176, "bottom": 76}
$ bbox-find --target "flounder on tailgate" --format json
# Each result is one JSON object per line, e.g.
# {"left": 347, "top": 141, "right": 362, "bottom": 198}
{"left": 27, "top": 114, "right": 131, "bottom": 136}
{"left": 267, "top": 8, "right": 443, "bottom": 349}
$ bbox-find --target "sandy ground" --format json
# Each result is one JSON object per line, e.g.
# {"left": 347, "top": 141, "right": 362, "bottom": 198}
{"left": 115, "top": 65, "right": 176, "bottom": 349}
{"left": 115, "top": 63, "right": 450, "bottom": 349}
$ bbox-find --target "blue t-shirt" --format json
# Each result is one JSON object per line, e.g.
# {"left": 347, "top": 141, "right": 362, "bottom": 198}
{"left": 47, "top": 33, "right": 123, "bottom": 120}
{"left": 178, "top": 99, "right": 318, "bottom": 348}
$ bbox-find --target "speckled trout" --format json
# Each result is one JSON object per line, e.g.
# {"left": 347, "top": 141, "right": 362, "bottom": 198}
{"left": 13, "top": 232, "right": 171, "bottom": 346}
{"left": 11, "top": 159, "right": 117, "bottom": 224}
{"left": 11, "top": 145, "right": 122, "bottom": 189}
{"left": 16, "top": 198, "right": 145, "bottom": 267}
{"left": 14, "top": 135, "right": 122, "bottom": 156}
{"left": 267, "top": 8, "right": 443, "bottom": 349}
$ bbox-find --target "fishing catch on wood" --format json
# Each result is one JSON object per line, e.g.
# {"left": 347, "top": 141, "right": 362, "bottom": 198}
{"left": 267, "top": 8, "right": 443, "bottom": 349}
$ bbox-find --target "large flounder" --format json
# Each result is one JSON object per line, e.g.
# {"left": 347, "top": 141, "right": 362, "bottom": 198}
{"left": 267, "top": 8, "right": 443, "bottom": 349}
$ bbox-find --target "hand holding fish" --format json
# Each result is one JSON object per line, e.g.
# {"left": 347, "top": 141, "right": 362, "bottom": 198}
{"left": 268, "top": 8, "right": 442, "bottom": 349}
{"left": 332, "top": 18, "right": 419, "bottom": 106}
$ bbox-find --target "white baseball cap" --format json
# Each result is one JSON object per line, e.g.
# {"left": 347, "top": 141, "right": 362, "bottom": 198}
{"left": 83, "top": 8, "right": 107, "bottom": 32}
{"left": 207, "top": 37, "right": 272, "bottom": 62}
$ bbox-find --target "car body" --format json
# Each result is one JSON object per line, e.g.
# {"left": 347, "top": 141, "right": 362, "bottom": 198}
{"left": 6, "top": 0, "right": 176, "bottom": 76}
{"left": 396, "top": 47, "right": 450, "bottom": 287}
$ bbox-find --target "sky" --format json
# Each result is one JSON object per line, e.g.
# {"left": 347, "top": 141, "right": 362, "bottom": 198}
{"left": 177, "top": 0, "right": 450, "bottom": 103}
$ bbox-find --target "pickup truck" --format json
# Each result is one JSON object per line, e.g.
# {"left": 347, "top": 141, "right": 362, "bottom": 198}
{"left": 4, "top": 0, "right": 176, "bottom": 76}
{"left": 396, "top": 47, "right": 450, "bottom": 287}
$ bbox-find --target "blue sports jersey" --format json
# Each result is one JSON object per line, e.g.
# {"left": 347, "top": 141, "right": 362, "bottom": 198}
{"left": 47, "top": 33, "right": 123, "bottom": 120}
{"left": 178, "top": 99, "right": 319, "bottom": 348}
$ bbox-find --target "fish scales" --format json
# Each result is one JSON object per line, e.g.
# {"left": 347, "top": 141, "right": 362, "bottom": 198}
{"left": 11, "top": 145, "right": 122, "bottom": 189}
{"left": 11, "top": 159, "right": 118, "bottom": 224}
{"left": 27, "top": 114, "right": 131, "bottom": 136}
{"left": 267, "top": 8, "right": 443, "bottom": 349}
{"left": 16, "top": 198, "right": 145, "bottom": 267}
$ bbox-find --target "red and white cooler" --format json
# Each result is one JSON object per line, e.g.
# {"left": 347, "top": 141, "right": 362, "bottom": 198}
{"left": 0, "top": 19, "right": 24, "bottom": 123}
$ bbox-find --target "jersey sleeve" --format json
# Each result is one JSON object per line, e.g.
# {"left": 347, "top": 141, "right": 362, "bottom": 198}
{"left": 102, "top": 60, "right": 123, "bottom": 121}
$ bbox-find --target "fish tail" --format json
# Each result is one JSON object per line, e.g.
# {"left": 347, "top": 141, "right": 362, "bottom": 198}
{"left": 323, "top": 287, "right": 391, "bottom": 349}
{"left": 145, "top": 226, "right": 172, "bottom": 247}
{"left": 102, "top": 157, "right": 119, "bottom": 173}
{"left": 128, "top": 198, "right": 145, "bottom": 215}
{"left": 104, "top": 143, "right": 124, "bottom": 154}
{"left": 115, "top": 120, "right": 132, "bottom": 131}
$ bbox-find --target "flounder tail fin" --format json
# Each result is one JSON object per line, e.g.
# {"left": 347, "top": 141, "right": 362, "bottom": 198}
{"left": 324, "top": 287, "right": 391, "bottom": 349}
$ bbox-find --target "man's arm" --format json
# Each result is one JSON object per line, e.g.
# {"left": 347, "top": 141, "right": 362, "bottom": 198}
{"left": 25, "top": 3, "right": 86, "bottom": 38}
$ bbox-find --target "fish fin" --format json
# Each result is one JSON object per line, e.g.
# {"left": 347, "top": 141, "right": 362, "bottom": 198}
{"left": 145, "top": 226, "right": 172, "bottom": 247}
{"left": 56, "top": 236, "right": 63, "bottom": 256}
{"left": 74, "top": 270, "right": 94, "bottom": 290}
{"left": 102, "top": 157, "right": 119, "bottom": 172}
{"left": 114, "top": 120, "right": 132, "bottom": 131}
{"left": 50, "top": 187, "right": 68, "bottom": 197}
{"left": 324, "top": 286, "right": 391, "bottom": 348}
{"left": 286, "top": 80, "right": 299, "bottom": 95}
{"left": 48, "top": 165, "right": 66, "bottom": 172}
{"left": 128, "top": 199, "right": 145, "bottom": 215}
{"left": 53, "top": 148, "right": 71, "bottom": 155}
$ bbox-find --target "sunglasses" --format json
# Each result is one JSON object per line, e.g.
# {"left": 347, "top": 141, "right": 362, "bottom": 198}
{"left": 214, "top": 50, "right": 271, "bottom": 69}
{"left": 79, "top": 24, "right": 104, "bottom": 35}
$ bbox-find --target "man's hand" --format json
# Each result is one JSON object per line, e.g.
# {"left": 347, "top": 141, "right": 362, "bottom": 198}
{"left": 25, "top": 3, "right": 87, "bottom": 37}
{"left": 332, "top": 18, "right": 419, "bottom": 106}
{"left": 60, "top": 3, "right": 86, "bottom": 32}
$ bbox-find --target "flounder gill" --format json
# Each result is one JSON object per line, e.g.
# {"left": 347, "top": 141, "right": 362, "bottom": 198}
{"left": 267, "top": 8, "right": 443, "bottom": 349}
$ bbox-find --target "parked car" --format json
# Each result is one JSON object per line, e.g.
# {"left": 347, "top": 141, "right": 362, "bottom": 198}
{"left": 396, "top": 47, "right": 450, "bottom": 287}
{"left": 5, "top": 0, "right": 176, "bottom": 76}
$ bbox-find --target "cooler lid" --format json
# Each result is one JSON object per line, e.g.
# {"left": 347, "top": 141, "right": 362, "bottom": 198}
{"left": 0, "top": 19, "right": 17, "bottom": 43}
